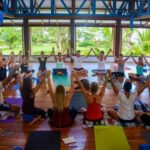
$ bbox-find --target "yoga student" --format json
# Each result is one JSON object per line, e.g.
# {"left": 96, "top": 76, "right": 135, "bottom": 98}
{"left": 74, "top": 70, "right": 108, "bottom": 126}
{"left": 30, "top": 51, "right": 50, "bottom": 77}
{"left": 70, "top": 79, "right": 90, "bottom": 111}
{"left": 129, "top": 54, "right": 145, "bottom": 81}
{"left": 113, "top": 53, "right": 130, "bottom": 77}
{"left": 0, "top": 52, "right": 7, "bottom": 81}
{"left": 47, "top": 71, "right": 77, "bottom": 127}
{"left": 20, "top": 55, "right": 35, "bottom": 78}
{"left": 0, "top": 71, "right": 20, "bottom": 114}
{"left": 107, "top": 70, "right": 149, "bottom": 126}
{"left": 52, "top": 50, "right": 68, "bottom": 75}
{"left": 7, "top": 51, "right": 16, "bottom": 73}
{"left": 18, "top": 71, "right": 49, "bottom": 119}
{"left": 92, "top": 48, "right": 112, "bottom": 76}
{"left": 69, "top": 49, "right": 93, "bottom": 76}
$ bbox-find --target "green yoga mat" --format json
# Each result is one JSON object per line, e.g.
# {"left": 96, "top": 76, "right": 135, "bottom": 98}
{"left": 94, "top": 126, "right": 131, "bottom": 150}
{"left": 53, "top": 75, "right": 71, "bottom": 86}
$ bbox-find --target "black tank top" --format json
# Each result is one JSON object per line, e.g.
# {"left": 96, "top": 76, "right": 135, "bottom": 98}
{"left": 21, "top": 62, "right": 28, "bottom": 73}
{"left": 38, "top": 57, "right": 47, "bottom": 70}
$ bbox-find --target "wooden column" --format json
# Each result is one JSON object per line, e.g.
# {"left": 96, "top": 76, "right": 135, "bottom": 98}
{"left": 22, "top": 18, "right": 31, "bottom": 58}
{"left": 70, "top": 0, "right": 76, "bottom": 54}
{"left": 113, "top": 20, "right": 122, "bottom": 57}
{"left": 70, "top": 19, "right": 76, "bottom": 54}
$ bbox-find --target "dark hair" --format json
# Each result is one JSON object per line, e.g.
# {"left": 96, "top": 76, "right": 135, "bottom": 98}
{"left": 100, "top": 51, "right": 104, "bottom": 55}
{"left": 41, "top": 51, "right": 44, "bottom": 55}
{"left": 76, "top": 50, "right": 81, "bottom": 53}
{"left": 119, "top": 53, "right": 123, "bottom": 57}
{"left": 22, "top": 55, "right": 26, "bottom": 59}
{"left": 90, "top": 82, "right": 98, "bottom": 94}
{"left": 81, "top": 79, "right": 90, "bottom": 91}
{"left": 123, "top": 82, "right": 132, "bottom": 93}
{"left": 21, "top": 77, "right": 34, "bottom": 100}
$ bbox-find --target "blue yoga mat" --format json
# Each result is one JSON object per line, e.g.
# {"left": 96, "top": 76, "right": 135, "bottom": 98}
{"left": 25, "top": 131, "right": 60, "bottom": 150}
{"left": 52, "top": 75, "right": 71, "bottom": 86}
{"left": 143, "top": 132, "right": 150, "bottom": 143}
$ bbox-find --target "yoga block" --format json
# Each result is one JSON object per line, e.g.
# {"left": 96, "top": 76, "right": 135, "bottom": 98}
{"left": 139, "top": 144, "right": 150, "bottom": 150}
{"left": 23, "top": 114, "right": 34, "bottom": 122}
{"left": 14, "top": 147, "right": 22, "bottom": 150}
{"left": 52, "top": 68, "right": 68, "bottom": 76}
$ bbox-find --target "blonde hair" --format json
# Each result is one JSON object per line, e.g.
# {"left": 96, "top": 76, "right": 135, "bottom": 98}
{"left": 53, "top": 85, "right": 65, "bottom": 112}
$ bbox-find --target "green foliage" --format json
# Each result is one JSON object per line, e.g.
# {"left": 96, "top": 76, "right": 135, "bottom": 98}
{"left": 76, "top": 27, "right": 112, "bottom": 55}
{"left": 79, "top": 41, "right": 97, "bottom": 47}
{"left": 122, "top": 28, "right": 150, "bottom": 56}
{"left": 0, "top": 26, "right": 150, "bottom": 56}
{"left": 32, "top": 27, "right": 70, "bottom": 54}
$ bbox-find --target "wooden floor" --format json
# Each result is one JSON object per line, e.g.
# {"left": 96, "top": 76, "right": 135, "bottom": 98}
{"left": 0, "top": 62, "right": 150, "bottom": 150}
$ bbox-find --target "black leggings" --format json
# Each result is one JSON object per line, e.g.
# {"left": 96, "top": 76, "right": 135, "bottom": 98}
{"left": 32, "top": 108, "right": 46, "bottom": 118}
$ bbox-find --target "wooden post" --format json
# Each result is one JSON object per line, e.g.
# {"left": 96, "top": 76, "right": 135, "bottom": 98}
{"left": 113, "top": 20, "right": 122, "bottom": 57}
{"left": 70, "top": 0, "right": 76, "bottom": 54}
{"left": 70, "top": 19, "right": 75, "bottom": 54}
{"left": 22, "top": 18, "right": 31, "bottom": 58}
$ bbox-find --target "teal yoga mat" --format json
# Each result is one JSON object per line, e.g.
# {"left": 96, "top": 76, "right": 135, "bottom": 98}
{"left": 52, "top": 75, "right": 71, "bottom": 86}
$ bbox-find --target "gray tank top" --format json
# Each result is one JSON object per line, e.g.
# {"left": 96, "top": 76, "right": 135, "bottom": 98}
{"left": 118, "top": 63, "right": 124, "bottom": 73}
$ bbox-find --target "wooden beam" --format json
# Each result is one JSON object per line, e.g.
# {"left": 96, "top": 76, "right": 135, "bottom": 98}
{"left": 2, "top": 22, "right": 150, "bottom": 28}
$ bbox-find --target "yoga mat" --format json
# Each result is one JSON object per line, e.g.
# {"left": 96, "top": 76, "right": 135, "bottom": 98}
{"left": 143, "top": 132, "right": 150, "bottom": 143}
{"left": 25, "top": 131, "right": 60, "bottom": 150}
{"left": 5, "top": 97, "right": 23, "bottom": 107}
{"left": 70, "top": 92, "right": 87, "bottom": 112}
{"left": 0, "top": 116, "right": 15, "bottom": 123}
{"left": 53, "top": 75, "right": 71, "bottom": 86}
{"left": 94, "top": 126, "right": 130, "bottom": 150}
{"left": 139, "top": 144, "right": 150, "bottom": 150}
{"left": 91, "top": 69, "right": 107, "bottom": 74}
{"left": 0, "top": 98, "right": 23, "bottom": 123}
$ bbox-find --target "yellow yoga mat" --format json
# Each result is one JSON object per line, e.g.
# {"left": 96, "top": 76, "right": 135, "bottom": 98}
{"left": 94, "top": 126, "right": 131, "bottom": 150}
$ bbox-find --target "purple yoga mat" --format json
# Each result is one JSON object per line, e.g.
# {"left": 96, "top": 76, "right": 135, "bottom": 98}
{"left": 0, "top": 97, "right": 23, "bottom": 123}
{"left": 5, "top": 97, "right": 23, "bottom": 107}
{"left": 0, "top": 116, "right": 15, "bottom": 123}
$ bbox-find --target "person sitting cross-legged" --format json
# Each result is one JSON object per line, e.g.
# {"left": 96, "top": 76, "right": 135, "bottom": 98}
{"left": 74, "top": 70, "right": 108, "bottom": 127}
{"left": 107, "top": 70, "right": 149, "bottom": 127}
{"left": 47, "top": 71, "right": 77, "bottom": 127}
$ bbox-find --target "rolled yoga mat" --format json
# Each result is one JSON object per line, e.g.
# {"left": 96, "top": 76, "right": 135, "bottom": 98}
{"left": 94, "top": 126, "right": 131, "bottom": 150}
{"left": 25, "top": 131, "right": 61, "bottom": 150}
{"left": 52, "top": 75, "right": 71, "bottom": 86}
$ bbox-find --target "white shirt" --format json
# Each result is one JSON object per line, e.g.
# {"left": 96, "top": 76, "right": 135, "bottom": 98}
{"left": 115, "top": 81, "right": 124, "bottom": 90}
{"left": 98, "top": 59, "right": 106, "bottom": 70}
{"left": 72, "top": 56, "right": 84, "bottom": 69}
{"left": 118, "top": 91, "right": 137, "bottom": 120}
{"left": 0, "top": 82, "right": 4, "bottom": 104}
